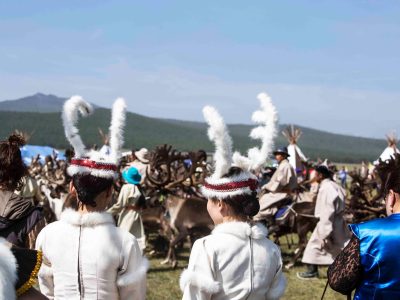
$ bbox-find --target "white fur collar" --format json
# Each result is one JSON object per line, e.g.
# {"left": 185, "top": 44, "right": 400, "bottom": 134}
{"left": 0, "top": 238, "right": 17, "bottom": 300}
{"left": 212, "top": 221, "right": 268, "bottom": 240}
{"left": 60, "top": 208, "right": 115, "bottom": 226}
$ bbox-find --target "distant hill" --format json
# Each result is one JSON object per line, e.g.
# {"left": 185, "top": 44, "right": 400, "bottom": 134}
{"left": 0, "top": 93, "right": 387, "bottom": 163}
{"left": 0, "top": 112, "right": 386, "bottom": 163}
{"left": 0, "top": 93, "right": 99, "bottom": 112}
{"left": 0, "top": 93, "right": 66, "bottom": 112}
{"left": 161, "top": 119, "right": 386, "bottom": 163}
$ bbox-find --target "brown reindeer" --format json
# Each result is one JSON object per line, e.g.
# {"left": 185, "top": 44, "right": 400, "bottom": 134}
{"left": 144, "top": 145, "right": 213, "bottom": 267}
{"left": 270, "top": 198, "right": 318, "bottom": 269}
{"left": 347, "top": 172, "right": 385, "bottom": 222}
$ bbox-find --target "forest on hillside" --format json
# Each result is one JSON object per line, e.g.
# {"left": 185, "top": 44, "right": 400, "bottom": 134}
{"left": 0, "top": 109, "right": 386, "bottom": 163}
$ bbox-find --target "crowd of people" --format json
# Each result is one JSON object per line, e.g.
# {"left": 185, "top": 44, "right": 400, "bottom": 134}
{"left": 1, "top": 94, "right": 399, "bottom": 300}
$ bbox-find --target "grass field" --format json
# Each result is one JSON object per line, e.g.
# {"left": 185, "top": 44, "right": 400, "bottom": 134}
{"left": 146, "top": 234, "right": 347, "bottom": 300}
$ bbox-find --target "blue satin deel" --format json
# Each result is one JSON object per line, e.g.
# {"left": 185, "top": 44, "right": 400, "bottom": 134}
{"left": 350, "top": 214, "right": 400, "bottom": 299}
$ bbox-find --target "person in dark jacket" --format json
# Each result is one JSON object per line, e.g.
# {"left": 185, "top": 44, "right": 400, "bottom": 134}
{"left": 328, "top": 153, "right": 400, "bottom": 299}
{"left": 0, "top": 134, "right": 45, "bottom": 248}
{"left": 0, "top": 237, "right": 48, "bottom": 299}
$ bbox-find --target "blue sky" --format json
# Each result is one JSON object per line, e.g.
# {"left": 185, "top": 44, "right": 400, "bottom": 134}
{"left": 1, "top": 1, "right": 399, "bottom": 138}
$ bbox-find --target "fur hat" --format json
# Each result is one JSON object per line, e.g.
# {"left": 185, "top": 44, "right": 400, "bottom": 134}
{"left": 62, "top": 96, "right": 127, "bottom": 180}
{"left": 201, "top": 93, "right": 278, "bottom": 199}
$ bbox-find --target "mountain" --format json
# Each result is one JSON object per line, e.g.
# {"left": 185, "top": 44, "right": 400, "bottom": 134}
{"left": 0, "top": 93, "right": 66, "bottom": 112}
{"left": 0, "top": 93, "right": 388, "bottom": 163}
{"left": 0, "top": 93, "right": 99, "bottom": 112}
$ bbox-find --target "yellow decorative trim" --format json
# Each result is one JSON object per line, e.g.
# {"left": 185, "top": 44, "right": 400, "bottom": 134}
{"left": 16, "top": 250, "right": 43, "bottom": 296}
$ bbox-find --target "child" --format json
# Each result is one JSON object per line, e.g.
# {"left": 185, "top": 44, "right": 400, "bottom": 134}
{"left": 180, "top": 94, "right": 286, "bottom": 299}
{"left": 36, "top": 96, "right": 148, "bottom": 299}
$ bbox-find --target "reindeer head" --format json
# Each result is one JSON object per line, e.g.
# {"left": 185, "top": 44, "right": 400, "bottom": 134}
{"left": 145, "top": 145, "right": 205, "bottom": 191}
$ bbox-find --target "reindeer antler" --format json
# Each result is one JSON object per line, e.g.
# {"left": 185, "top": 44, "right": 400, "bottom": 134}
{"left": 232, "top": 92, "right": 278, "bottom": 171}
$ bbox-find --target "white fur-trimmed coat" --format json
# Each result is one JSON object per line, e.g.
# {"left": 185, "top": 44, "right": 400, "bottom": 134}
{"left": 180, "top": 222, "right": 286, "bottom": 300}
{"left": 36, "top": 209, "right": 148, "bottom": 300}
{"left": 0, "top": 238, "right": 17, "bottom": 300}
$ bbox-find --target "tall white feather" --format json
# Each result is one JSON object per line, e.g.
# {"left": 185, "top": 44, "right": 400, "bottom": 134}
{"left": 203, "top": 106, "right": 233, "bottom": 179}
{"left": 62, "top": 96, "right": 93, "bottom": 158}
{"left": 232, "top": 92, "right": 278, "bottom": 171}
{"left": 109, "top": 98, "right": 127, "bottom": 163}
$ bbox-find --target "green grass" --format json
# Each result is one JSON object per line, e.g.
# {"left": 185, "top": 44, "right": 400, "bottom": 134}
{"left": 146, "top": 250, "right": 189, "bottom": 300}
{"left": 146, "top": 234, "right": 347, "bottom": 300}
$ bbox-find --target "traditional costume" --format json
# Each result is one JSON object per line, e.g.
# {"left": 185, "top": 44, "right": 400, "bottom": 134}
{"left": 301, "top": 177, "right": 350, "bottom": 265}
{"left": 0, "top": 237, "right": 44, "bottom": 300}
{"left": 36, "top": 96, "right": 148, "bottom": 300}
{"left": 180, "top": 93, "right": 286, "bottom": 300}
{"left": 0, "top": 190, "right": 45, "bottom": 249}
{"left": 328, "top": 154, "right": 400, "bottom": 299}
{"left": 297, "top": 166, "right": 350, "bottom": 279}
{"left": 108, "top": 167, "right": 146, "bottom": 252}
{"left": 128, "top": 148, "right": 149, "bottom": 183}
{"left": 255, "top": 147, "right": 297, "bottom": 221}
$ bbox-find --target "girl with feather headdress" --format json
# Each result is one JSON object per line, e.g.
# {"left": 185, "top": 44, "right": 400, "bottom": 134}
{"left": 35, "top": 96, "right": 148, "bottom": 300}
{"left": 180, "top": 93, "right": 286, "bottom": 300}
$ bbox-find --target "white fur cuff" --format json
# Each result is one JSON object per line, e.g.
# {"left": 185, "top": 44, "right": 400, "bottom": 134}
{"left": 0, "top": 239, "right": 17, "bottom": 300}
{"left": 117, "top": 258, "right": 149, "bottom": 287}
{"left": 180, "top": 269, "right": 221, "bottom": 294}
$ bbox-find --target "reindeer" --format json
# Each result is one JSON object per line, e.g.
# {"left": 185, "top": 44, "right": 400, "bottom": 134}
{"left": 270, "top": 197, "right": 318, "bottom": 269}
{"left": 347, "top": 172, "right": 385, "bottom": 222}
{"left": 144, "top": 144, "right": 213, "bottom": 267}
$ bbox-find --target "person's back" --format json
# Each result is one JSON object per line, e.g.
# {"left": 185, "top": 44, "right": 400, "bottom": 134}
{"left": 37, "top": 208, "right": 147, "bottom": 299}
{"left": 0, "top": 190, "right": 44, "bottom": 248}
{"left": 315, "top": 179, "right": 346, "bottom": 218}
{"left": 35, "top": 96, "right": 148, "bottom": 299}
{"left": 181, "top": 222, "right": 284, "bottom": 300}
{"left": 350, "top": 215, "right": 400, "bottom": 298}
{"left": 182, "top": 101, "right": 286, "bottom": 300}
{"left": 107, "top": 168, "right": 146, "bottom": 252}
{"left": 0, "top": 135, "right": 45, "bottom": 248}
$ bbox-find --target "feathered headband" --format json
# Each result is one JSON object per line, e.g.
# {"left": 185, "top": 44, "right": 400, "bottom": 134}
{"left": 201, "top": 93, "right": 278, "bottom": 199}
{"left": 62, "top": 96, "right": 127, "bottom": 179}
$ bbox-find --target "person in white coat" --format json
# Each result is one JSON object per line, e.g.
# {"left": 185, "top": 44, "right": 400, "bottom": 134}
{"left": 36, "top": 96, "right": 148, "bottom": 299}
{"left": 108, "top": 166, "right": 146, "bottom": 252}
{"left": 180, "top": 167, "right": 287, "bottom": 300}
{"left": 297, "top": 165, "right": 350, "bottom": 279}
{"left": 180, "top": 101, "right": 286, "bottom": 300}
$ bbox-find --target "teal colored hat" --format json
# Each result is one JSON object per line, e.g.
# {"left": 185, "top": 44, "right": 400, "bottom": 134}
{"left": 122, "top": 167, "right": 142, "bottom": 185}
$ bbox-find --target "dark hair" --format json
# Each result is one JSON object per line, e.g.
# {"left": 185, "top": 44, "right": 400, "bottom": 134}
{"left": 211, "top": 167, "right": 260, "bottom": 217}
{"left": 0, "top": 134, "right": 27, "bottom": 191}
{"left": 72, "top": 174, "right": 113, "bottom": 207}
{"left": 315, "top": 165, "right": 333, "bottom": 180}
{"left": 376, "top": 153, "right": 400, "bottom": 198}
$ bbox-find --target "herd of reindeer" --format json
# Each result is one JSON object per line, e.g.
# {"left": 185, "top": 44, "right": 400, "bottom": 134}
{"left": 20, "top": 122, "right": 389, "bottom": 269}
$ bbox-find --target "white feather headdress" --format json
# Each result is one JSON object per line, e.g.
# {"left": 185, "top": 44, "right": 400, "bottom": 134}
{"left": 201, "top": 92, "right": 278, "bottom": 199}
{"left": 62, "top": 96, "right": 127, "bottom": 179}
